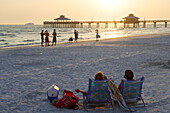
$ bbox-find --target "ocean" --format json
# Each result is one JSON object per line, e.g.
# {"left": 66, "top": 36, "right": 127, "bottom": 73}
{"left": 0, "top": 24, "right": 170, "bottom": 48}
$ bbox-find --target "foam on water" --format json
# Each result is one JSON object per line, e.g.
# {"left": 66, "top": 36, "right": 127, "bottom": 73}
{"left": 0, "top": 24, "right": 170, "bottom": 48}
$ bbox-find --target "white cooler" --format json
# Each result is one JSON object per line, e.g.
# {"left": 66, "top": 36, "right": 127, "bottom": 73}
{"left": 47, "top": 84, "right": 59, "bottom": 100}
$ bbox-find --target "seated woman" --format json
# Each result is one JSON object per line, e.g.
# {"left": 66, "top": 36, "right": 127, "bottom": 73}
{"left": 75, "top": 71, "right": 107, "bottom": 95}
{"left": 68, "top": 37, "right": 73, "bottom": 43}
{"left": 118, "top": 70, "right": 146, "bottom": 104}
{"left": 118, "top": 70, "right": 135, "bottom": 90}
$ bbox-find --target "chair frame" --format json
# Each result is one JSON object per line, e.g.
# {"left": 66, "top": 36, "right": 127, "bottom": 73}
{"left": 83, "top": 78, "right": 114, "bottom": 110}
{"left": 120, "top": 77, "right": 145, "bottom": 107}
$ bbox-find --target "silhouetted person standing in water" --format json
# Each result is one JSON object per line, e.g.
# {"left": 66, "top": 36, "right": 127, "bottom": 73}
{"left": 95, "top": 29, "right": 100, "bottom": 41}
{"left": 45, "top": 30, "right": 50, "bottom": 46}
{"left": 74, "top": 29, "right": 78, "bottom": 42}
{"left": 52, "top": 29, "right": 57, "bottom": 46}
{"left": 40, "top": 30, "right": 45, "bottom": 46}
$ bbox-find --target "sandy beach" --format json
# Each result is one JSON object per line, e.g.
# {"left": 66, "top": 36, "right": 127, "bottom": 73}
{"left": 0, "top": 33, "right": 170, "bottom": 113}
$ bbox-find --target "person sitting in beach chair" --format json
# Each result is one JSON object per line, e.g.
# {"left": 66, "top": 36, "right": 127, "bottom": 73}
{"left": 118, "top": 70, "right": 145, "bottom": 106}
{"left": 68, "top": 37, "right": 73, "bottom": 43}
{"left": 75, "top": 71, "right": 107, "bottom": 95}
{"left": 75, "top": 71, "right": 113, "bottom": 110}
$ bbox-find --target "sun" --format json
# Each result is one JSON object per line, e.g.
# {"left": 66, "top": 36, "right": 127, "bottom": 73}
{"left": 102, "top": 0, "right": 114, "bottom": 5}
{"left": 98, "top": 0, "right": 123, "bottom": 8}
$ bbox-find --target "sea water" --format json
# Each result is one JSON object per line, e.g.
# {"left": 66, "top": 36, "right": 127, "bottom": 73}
{"left": 0, "top": 24, "right": 170, "bottom": 48}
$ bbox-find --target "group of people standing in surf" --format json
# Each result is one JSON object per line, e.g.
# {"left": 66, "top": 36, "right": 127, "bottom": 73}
{"left": 40, "top": 29, "right": 100, "bottom": 46}
{"left": 40, "top": 29, "right": 57, "bottom": 46}
{"left": 40, "top": 29, "right": 79, "bottom": 46}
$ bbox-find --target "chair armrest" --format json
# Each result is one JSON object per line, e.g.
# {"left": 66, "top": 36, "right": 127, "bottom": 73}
{"left": 83, "top": 94, "right": 87, "bottom": 98}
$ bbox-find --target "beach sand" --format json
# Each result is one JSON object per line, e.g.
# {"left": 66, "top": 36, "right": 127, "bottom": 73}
{"left": 0, "top": 33, "right": 170, "bottom": 113}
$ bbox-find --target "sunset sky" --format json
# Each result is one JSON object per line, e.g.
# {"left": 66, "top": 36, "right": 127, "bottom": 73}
{"left": 0, "top": 0, "right": 170, "bottom": 25}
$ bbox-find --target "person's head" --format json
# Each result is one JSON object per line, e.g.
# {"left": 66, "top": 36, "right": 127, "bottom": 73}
{"left": 124, "top": 70, "right": 134, "bottom": 80}
{"left": 45, "top": 30, "right": 48, "bottom": 32}
{"left": 94, "top": 71, "right": 107, "bottom": 80}
{"left": 42, "top": 30, "right": 43, "bottom": 32}
{"left": 54, "top": 29, "right": 56, "bottom": 31}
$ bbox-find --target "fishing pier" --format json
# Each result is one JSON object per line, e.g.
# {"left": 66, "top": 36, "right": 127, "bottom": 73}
{"left": 43, "top": 14, "right": 170, "bottom": 28}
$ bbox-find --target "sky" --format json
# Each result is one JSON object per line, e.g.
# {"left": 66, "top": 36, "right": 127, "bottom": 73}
{"left": 0, "top": 0, "right": 170, "bottom": 25}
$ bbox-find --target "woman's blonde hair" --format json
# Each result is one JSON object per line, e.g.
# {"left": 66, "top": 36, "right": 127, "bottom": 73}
{"left": 94, "top": 71, "right": 105, "bottom": 80}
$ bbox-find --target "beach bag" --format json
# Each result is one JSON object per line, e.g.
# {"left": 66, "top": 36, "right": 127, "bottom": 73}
{"left": 55, "top": 90, "right": 79, "bottom": 110}
{"left": 69, "top": 37, "right": 73, "bottom": 41}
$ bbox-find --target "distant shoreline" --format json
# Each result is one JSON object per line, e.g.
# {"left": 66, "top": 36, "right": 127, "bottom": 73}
{"left": 1, "top": 32, "right": 170, "bottom": 52}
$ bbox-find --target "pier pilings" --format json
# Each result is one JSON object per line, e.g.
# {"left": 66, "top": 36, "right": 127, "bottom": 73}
{"left": 165, "top": 22, "right": 167, "bottom": 28}
{"left": 143, "top": 21, "right": 146, "bottom": 28}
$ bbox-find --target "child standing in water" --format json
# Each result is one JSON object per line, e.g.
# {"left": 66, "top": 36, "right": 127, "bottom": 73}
{"left": 95, "top": 29, "right": 100, "bottom": 41}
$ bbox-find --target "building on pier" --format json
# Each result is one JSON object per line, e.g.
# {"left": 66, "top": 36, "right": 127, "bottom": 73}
{"left": 123, "top": 14, "right": 140, "bottom": 28}
{"left": 54, "top": 15, "right": 71, "bottom": 22}
{"left": 44, "top": 15, "right": 79, "bottom": 28}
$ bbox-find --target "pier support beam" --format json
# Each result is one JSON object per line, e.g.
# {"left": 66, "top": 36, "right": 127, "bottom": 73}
{"left": 88, "top": 23, "right": 91, "bottom": 28}
{"left": 80, "top": 23, "right": 83, "bottom": 28}
{"left": 143, "top": 21, "right": 146, "bottom": 28}
{"left": 114, "top": 22, "right": 117, "bottom": 28}
{"left": 97, "top": 23, "right": 99, "bottom": 28}
{"left": 165, "top": 22, "right": 167, "bottom": 28}
{"left": 154, "top": 22, "right": 156, "bottom": 28}
{"left": 105, "top": 23, "right": 108, "bottom": 28}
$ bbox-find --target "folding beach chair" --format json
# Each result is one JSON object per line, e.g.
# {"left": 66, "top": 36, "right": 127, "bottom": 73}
{"left": 83, "top": 78, "right": 113, "bottom": 110}
{"left": 120, "top": 77, "right": 145, "bottom": 107}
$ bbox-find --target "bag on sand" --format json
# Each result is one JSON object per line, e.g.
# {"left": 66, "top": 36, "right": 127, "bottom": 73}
{"left": 55, "top": 90, "right": 79, "bottom": 110}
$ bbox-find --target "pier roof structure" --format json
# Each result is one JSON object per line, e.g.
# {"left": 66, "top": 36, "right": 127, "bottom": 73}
{"left": 123, "top": 14, "right": 140, "bottom": 20}
{"left": 123, "top": 14, "right": 140, "bottom": 28}
{"left": 54, "top": 15, "right": 71, "bottom": 21}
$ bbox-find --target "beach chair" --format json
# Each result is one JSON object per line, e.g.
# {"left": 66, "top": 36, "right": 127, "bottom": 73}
{"left": 120, "top": 77, "right": 145, "bottom": 107}
{"left": 83, "top": 78, "right": 113, "bottom": 110}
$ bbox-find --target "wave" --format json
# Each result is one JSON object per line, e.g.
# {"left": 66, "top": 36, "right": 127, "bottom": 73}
{"left": 0, "top": 43, "right": 8, "bottom": 45}
{"left": 0, "top": 42, "right": 40, "bottom": 48}
{"left": 0, "top": 39, "right": 6, "bottom": 42}
{"left": 57, "top": 32, "right": 74, "bottom": 35}
{"left": 23, "top": 40, "right": 35, "bottom": 42}
{"left": 147, "top": 60, "right": 170, "bottom": 69}
{"left": 0, "top": 33, "right": 16, "bottom": 37}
